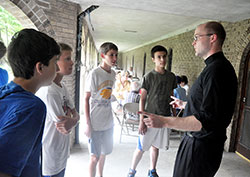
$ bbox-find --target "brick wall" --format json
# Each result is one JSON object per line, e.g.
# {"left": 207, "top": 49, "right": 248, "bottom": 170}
{"left": 43, "top": 0, "right": 79, "bottom": 147}
{"left": 121, "top": 19, "right": 250, "bottom": 151}
{"left": 34, "top": 0, "right": 79, "bottom": 103}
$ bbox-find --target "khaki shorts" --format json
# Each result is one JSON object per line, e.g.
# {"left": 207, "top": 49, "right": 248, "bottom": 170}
{"left": 138, "top": 127, "right": 170, "bottom": 151}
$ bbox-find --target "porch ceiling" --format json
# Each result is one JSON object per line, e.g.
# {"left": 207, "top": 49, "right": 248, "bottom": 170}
{"left": 70, "top": 0, "right": 250, "bottom": 52}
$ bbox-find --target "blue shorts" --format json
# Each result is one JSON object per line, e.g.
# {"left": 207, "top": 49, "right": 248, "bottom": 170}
{"left": 88, "top": 127, "right": 114, "bottom": 157}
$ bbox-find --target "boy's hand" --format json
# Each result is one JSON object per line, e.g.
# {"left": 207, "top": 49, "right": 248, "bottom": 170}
{"left": 139, "top": 111, "right": 165, "bottom": 128}
{"left": 84, "top": 123, "right": 91, "bottom": 138}
{"left": 170, "top": 96, "right": 186, "bottom": 110}
{"left": 55, "top": 116, "right": 77, "bottom": 134}
{"left": 138, "top": 118, "right": 147, "bottom": 135}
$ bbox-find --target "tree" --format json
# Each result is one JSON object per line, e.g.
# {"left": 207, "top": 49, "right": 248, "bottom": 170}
{"left": 0, "top": 6, "right": 23, "bottom": 45}
{"left": 0, "top": 6, "right": 22, "bottom": 80}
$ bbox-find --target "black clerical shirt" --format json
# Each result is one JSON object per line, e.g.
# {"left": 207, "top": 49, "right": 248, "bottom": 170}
{"left": 183, "top": 52, "right": 237, "bottom": 141}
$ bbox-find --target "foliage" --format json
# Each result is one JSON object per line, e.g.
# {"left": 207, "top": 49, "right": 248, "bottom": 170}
{"left": 0, "top": 6, "right": 23, "bottom": 43}
{"left": 0, "top": 6, "right": 22, "bottom": 80}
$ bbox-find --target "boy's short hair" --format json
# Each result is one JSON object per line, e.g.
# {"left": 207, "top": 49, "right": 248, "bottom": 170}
{"left": 181, "top": 75, "right": 188, "bottom": 84}
{"left": 176, "top": 76, "right": 182, "bottom": 84}
{"left": 99, "top": 42, "right": 118, "bottom": 54}
{"left": 59, "top": 43, "right": 72, "bottom": 52}
{"left": 8, "top": 28, "right": 60, "bottom": 79}
{"left": 151, "top": 45, "right": 168, "bottom": 58}
{"left": 0, "top": 41, "right": 6, "bottom": 59}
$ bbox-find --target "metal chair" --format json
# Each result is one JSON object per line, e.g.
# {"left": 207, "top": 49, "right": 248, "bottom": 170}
{"left": 120, "top": 102, "right": 140, "bottom": 143}
{"left": 111, "top": 99, "right": 123, "bottom": 125}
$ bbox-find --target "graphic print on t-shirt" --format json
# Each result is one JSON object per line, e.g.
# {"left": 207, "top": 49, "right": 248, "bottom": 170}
{"left": 100, "top": 87, "right": 112, "bottom": 99}
{"left": 98, "top": 80, "right": 113, "bottom": 100}
{"left": 62, "top": 95, "right": 69, "bottom": 115}
{"left": 93, "top": 80, "right": 114, "bottom": 108}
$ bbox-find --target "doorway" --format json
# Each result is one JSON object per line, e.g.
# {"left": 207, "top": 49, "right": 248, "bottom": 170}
{"left": 236, "top": 49, "right": 250, "bottom": 161}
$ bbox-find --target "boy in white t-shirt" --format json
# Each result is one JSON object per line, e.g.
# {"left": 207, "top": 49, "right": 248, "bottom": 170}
{"left": 36, "top": 43, "right": 80, "bottom": 177}
{"left": 84, "top": 42, "right": 118, "bottom": 177}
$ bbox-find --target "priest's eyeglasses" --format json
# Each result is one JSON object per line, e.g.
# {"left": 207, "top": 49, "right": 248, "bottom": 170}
{"left": 193, "top": 34, "right": 213, "bottom": 41}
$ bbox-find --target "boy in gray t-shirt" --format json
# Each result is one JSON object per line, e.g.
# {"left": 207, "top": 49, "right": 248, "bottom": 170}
{"left": 127, "top": 45, "right": 176, "bottom": 177}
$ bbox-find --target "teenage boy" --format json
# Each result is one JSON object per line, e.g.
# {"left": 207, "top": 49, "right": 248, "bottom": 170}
{"left": 127, "top": 45, "right": 176, "bottom": 177}
{"left": 36, "top": 43, "right": 80, "bottom": 177}
{"left": 0, "top": 29, "right": 60, "bottom": 177}
{"left": 173, "top": 76, "right": 187, "bottom": 116}
{"left": 84, "top": 42, "right": 118, "bottom": 177}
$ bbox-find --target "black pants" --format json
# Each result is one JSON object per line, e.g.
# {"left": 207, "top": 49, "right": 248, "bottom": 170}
{"left": 173, "top": 134, "right": 224, "bottom": 177}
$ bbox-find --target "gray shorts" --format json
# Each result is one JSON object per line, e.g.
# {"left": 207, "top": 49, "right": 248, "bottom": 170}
{"left": 88, "top": 127, "right": 114, "bottom": 157}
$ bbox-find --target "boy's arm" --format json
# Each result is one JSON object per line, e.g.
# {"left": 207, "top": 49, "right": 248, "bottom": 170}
{"left": 139, "top": 88, "right": 147, "bottom": 135}
{"left": 0, "top": 104, "right": 46, "bottom": 176}
{"left": 55, "top": 108, "right": 80, "bottom": 134}
{"left": 43, "top": 89, "right": 78, "bottom": 134}
{"left": 84, "top": 92, "right": 91, "bottom": 138}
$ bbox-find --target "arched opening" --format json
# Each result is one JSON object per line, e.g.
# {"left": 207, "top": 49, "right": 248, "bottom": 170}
{"left": 0, "top": 0, "right": 56, "bottom": 36}
{"left": 0, "top": 1, "right": 36, "bottom": 30}
{"left": 234, "top": 42, "right": 250, "bottom": 161}
{"left": 0, "top": 0, "right": 57, "bottom": 83}
{"left": 0, "top": 2, "right": 29, "bottom": 82}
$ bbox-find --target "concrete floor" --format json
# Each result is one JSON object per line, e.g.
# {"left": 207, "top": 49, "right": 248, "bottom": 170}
{"left": 65, "top": 124, "right": 250, "bottom": 177}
